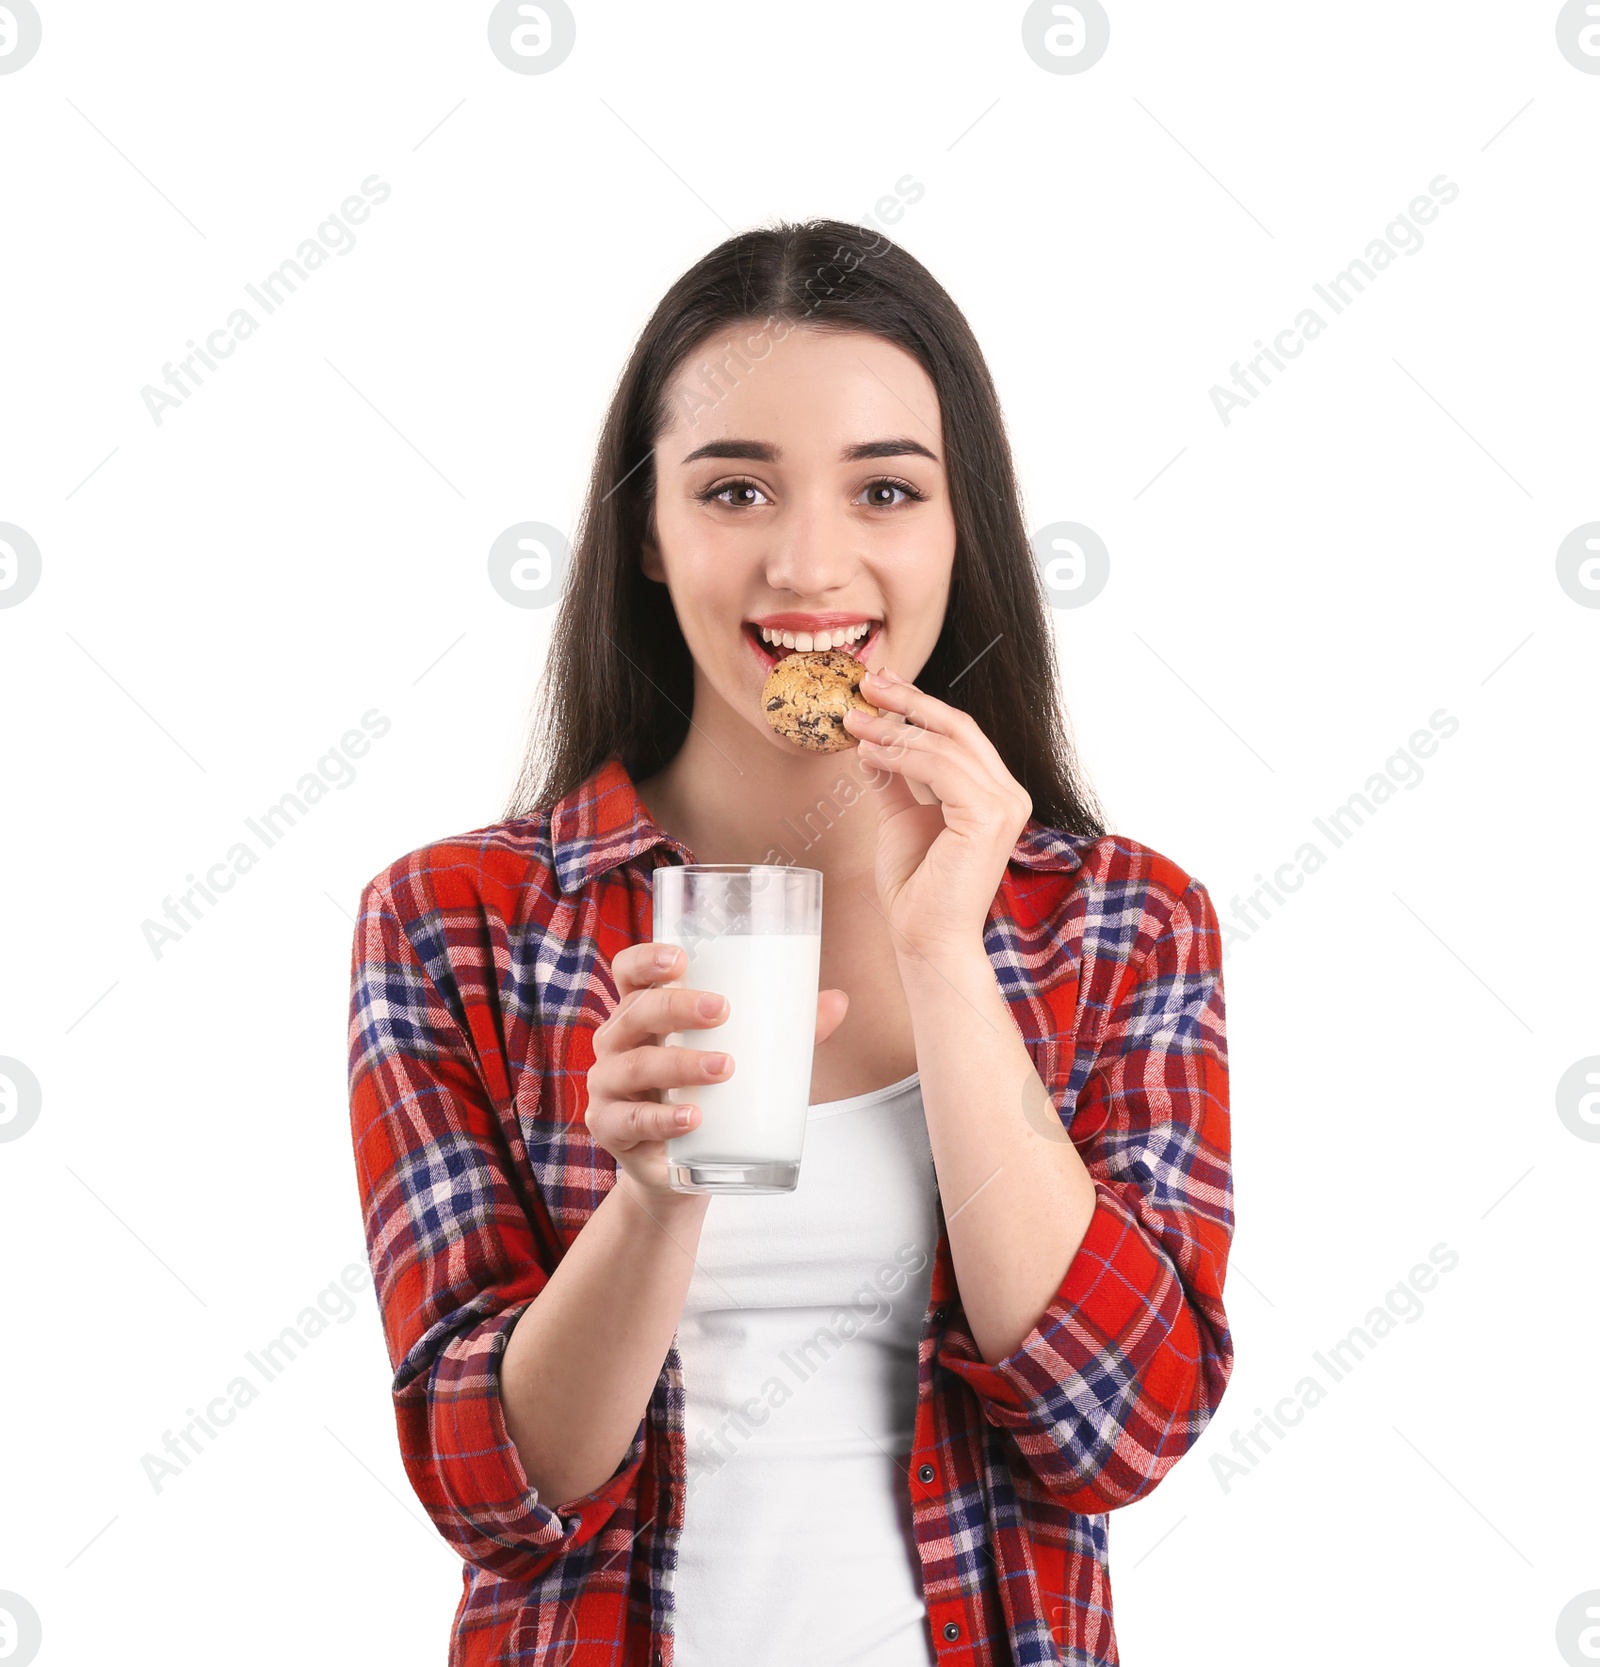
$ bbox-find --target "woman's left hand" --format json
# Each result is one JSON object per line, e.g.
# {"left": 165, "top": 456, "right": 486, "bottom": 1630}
{"left": 842, "top": 666, "right": 1033, "bottom": 958}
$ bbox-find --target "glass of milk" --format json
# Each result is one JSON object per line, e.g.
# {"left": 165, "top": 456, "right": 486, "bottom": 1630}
{"left": 653, "top": 863, "right": 823, "bottom": 1195}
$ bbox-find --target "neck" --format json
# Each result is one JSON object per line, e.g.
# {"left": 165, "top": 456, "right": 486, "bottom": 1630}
{"left": 634, "top": 679, "right": 883, "bottom": 884}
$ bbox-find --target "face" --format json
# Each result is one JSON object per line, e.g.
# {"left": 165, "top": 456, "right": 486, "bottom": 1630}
{"left": 641, "top": 323, "right": 956, "bottom": 751}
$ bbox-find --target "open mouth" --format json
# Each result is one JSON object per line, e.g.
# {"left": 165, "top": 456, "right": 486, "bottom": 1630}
{"left": 743, "top": 619, "right": 883, "bottom": 670}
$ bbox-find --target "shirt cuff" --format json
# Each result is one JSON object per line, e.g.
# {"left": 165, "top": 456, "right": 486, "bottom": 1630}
{"left": 936, "top": 1180, "right": 1193, "bottom": 1430}
{"left": 421, "top": 1301, "right": 648, "bottom": 1579}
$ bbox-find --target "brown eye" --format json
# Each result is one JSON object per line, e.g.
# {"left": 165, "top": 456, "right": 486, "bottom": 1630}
{"left": 859, "top": 477, "right": 923, "bottom": 508}
{"left": 699, "top": 478, "right": 771, "bottom": 508}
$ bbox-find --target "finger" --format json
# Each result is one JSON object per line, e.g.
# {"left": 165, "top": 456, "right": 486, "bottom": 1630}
{"left": 856, "top": 723, "right": 996, "bottom": 815}
{"left": 598, "top": 1040, "right": 734, "bottom": 1101}
{"left": 857, "top": 668, "right": 984, "bottom": 745}
{"left": 613, "top": 940, "right": 686, "bottom": 997}
{"left": 588, "top": 1096, "right": 701, "bottom": 1152}
{"left": 595, "top": 983, "right": 728, "bottom": 1056}
{"left": 875, "top": 734, "right": 1025, "bottom": 827}
{"left": 814, "top": 988, "right": 849, "bottom": 1045}
{"left": 857, "top": 671, "right": 1012, "bottom": 785}
{"left": 858, "top": 737, "right": 926, "bottom": 818}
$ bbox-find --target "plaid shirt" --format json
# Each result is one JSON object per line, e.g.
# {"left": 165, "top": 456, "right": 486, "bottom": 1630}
{"left": 347, "top": 755, "right": 1234, "bottom": 1667}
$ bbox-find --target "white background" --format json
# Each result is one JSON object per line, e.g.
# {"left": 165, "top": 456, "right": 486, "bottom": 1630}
{"left": 2, "top": 3, "right": 1597, "bottom": 1663}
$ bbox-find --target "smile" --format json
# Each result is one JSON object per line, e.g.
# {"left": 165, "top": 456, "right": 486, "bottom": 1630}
{"left": 742, "top": 618, "right": 883, "bottom": 669}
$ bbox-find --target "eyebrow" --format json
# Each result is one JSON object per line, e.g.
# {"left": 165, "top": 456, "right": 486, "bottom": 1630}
{"left": 679, "top": 436, "right": 941, "bottom": 466}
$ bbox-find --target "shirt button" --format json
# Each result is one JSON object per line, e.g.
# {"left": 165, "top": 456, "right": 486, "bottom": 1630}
{"left": 932, "top": 1307, "right": 946, "bottom": 1325}
{"left": 942, "top": 1621, "right": 961, "bottom": 1641}
{"left": 917, "top": 1463, "right": 936, "bottom": 1484}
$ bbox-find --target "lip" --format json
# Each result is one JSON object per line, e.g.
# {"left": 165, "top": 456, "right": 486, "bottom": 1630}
{"left": 747, "top": 611, "right": 880, "bottom": 632}
{"left": 743, "top": 617, "right": 883, "bottom": 670}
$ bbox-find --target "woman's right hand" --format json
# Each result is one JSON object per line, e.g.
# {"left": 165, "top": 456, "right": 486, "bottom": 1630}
{"left": 586, "top": 941, "right": 849, "bottom": 1200}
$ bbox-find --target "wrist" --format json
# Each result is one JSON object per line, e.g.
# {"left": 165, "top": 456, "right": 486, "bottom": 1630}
{"left": 616, "top": 1168, "right": 712, "bottom": 1224}
{"left": 892, "top": 932, "right": 992, "bottom": 978}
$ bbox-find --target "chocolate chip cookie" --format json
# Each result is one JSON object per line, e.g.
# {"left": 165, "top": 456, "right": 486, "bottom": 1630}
{"left": 760, "top": 649, "right": 880, "bottom": 752}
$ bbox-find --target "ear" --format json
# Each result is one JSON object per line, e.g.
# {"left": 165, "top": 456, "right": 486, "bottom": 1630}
{"left": 640, "top": 520, "right": 666, "bottom": 584}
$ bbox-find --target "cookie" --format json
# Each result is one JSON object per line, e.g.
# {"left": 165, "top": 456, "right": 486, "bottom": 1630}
{"left": 761, "top": 649, "right": 880, "bottom": 752}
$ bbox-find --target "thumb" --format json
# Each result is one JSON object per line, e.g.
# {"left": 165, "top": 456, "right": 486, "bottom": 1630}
{"left": 814, "top": 987, "right": 849, "bottom": 1044}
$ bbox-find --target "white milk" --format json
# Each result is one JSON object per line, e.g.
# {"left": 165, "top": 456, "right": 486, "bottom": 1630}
{"left": 659, "top": 929, "right": 822, "bottom": 1166}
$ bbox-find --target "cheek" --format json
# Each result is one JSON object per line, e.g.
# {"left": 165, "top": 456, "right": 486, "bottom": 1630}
{"left": 650, "top": 536, "right": 746, "bottom": 641}
{"left": 927, "top": 528, "right": 957, "bottom": 604}
{"left": 883, "top": 531, "right": 955, "bottom": 612}
{"left": 659, "top": 508, "right": 763, "bottom": 591}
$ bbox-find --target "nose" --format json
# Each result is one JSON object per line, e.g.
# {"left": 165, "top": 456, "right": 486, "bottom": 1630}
{"left": 762, "top": 498, "right": 858, "bottom": 599}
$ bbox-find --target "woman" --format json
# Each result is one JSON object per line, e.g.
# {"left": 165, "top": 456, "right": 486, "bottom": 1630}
{"left": 347, "top": 218, "right": 1234, "bottom": 1667}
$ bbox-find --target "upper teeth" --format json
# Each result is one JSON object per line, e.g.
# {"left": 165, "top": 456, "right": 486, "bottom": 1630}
{"left": 758, "top": 621, "right": 874, "bottom": 652}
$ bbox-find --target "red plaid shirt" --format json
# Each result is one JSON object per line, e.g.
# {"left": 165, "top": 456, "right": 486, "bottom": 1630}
{"left": 346, "top": 755, "right": 1234, "bottom": 1666}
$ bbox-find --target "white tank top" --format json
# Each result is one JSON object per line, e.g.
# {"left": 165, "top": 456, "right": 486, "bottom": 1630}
{"left": 669, "top": 1070, "right": 940, "bottom": 1665}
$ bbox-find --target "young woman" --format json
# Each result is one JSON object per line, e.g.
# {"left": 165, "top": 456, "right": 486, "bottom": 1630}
{"left": 348, "top": 219, "right": 1234, "bottom": 1667}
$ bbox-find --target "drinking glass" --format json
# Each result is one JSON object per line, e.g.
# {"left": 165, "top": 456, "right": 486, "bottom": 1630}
{"left": 652, "top": 863, "right": 823, "bottom": 1194}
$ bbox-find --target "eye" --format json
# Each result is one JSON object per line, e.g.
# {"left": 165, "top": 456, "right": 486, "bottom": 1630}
{"left": 698, "top": 477, "right": 771, "bottom": 508}
{"left": 858, "top": 476, "right": 926, "bottom": 509}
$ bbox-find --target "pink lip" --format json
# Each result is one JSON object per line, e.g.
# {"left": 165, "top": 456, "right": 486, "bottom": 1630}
{"left": 743, "top": 619, "right": 883, "bottom": 670}
{"left": 748, "top": 611, "right": 880, "bottom": 632}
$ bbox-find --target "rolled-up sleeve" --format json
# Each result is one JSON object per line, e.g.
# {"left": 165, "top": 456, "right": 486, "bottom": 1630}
{"left": 938, "top": 877, "right": 1234, "bottom": 1514}
{"left": 347, "top": 872, "right": 645, "bottom": 1581}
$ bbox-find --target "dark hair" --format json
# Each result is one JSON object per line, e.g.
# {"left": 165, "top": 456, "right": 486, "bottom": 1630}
{"left": 501, "top": 217, "right": 1106, "bottom": 838}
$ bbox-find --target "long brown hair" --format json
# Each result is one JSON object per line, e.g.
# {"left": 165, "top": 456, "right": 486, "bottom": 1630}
{"left": 501, "top": 217, "right": 1106, "bottom": 838}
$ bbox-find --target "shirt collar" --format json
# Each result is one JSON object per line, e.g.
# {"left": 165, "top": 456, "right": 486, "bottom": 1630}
{"left": 548, "top": 756, "right": 694, "bottom": 895}
{"left": 548, "top": 753, "right": 1087, "bottom": 895}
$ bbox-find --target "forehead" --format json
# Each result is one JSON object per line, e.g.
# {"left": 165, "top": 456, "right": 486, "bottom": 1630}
{"left": 658, "top": 324, "right": 942, "bottom": 456}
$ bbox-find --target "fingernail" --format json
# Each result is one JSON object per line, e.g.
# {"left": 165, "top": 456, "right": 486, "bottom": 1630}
{"left": 703, "top": 1053, "right": 729, "bottom": 1074}
{"left": 696, "top": 993, "right": 725, "bottom": 1018}
{"left": 654, "top": 945, "right": 676, "bottom": 968}
{"left": 674, "top": 1105, "right": 694, "bottom": 1127}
